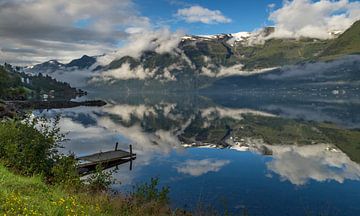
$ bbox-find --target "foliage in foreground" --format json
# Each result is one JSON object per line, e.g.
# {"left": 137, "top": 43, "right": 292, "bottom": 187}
{"left": 0, "top": 116, "right": 63, "bottom": 177}
{"left": 0, "top": 164, "right": 190, "bottom": 216}
{"left": 0, "top": 117, "right": 189, "bottom": 215}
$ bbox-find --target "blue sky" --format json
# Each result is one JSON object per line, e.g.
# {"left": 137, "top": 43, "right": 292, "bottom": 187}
{"left": 1, "top": 0, "right": 359, "bottom": 65}
{"left": 136, "top": 0, "right": 284, "bottom": 34}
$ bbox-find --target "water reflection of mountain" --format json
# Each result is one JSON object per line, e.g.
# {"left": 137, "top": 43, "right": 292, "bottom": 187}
{"left": 204, "top": 92, "right": 360, "bottom": 129}
{"left": 37, "top": 92, "right": 360, "bottom": 186}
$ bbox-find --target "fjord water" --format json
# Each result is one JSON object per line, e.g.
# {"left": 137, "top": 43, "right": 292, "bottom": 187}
{"left": 36, "top": 92, "right": 360, "bottom": 216}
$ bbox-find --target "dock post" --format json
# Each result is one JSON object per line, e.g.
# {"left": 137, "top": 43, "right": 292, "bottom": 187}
{"left": 129, "top": 144, "right": 133, "bottom": 171}
{"left": 115, "top": 142, "right": 118, "bottom": 151}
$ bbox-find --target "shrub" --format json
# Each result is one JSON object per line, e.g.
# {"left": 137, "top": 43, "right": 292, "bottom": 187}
{"left": 0, "top": 115, "right": 63, "bottom": 177}
{"left": 51, "top": 155, "right": 82, "bottom": 188}
{"left": 132, "top": 177, "right": 170, "bottom": 205}
{"left": 86, "top": 164, "right": 116, "bottom": 192}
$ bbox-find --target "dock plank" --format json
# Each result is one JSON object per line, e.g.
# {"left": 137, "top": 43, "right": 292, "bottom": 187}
{"left": 78, "top": 150, "right": 132, "bottom": 162}
{"left": 76, "top": 145, "right": 136, "bottom": 175}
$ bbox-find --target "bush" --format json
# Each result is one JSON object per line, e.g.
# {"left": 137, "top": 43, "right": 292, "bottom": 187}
{"left": 51, "top": 155, "right": 82, "bottom": 188}
{"left": 0, "top": 116, "right": 64, "bottom": 177}
{"left": 86, "top": 164, "right": 115, "bottom": 192}
{"left": 132, "top": 178, "right": 170, "bottom": 205}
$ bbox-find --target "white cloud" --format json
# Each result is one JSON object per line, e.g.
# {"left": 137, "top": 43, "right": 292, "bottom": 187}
{"left": 0, "top": 0, "right": 150, "bottom": 65}
{"left": 269, "top": 0, "right": 360, "bottom": 39}
{"left": 201, "top": 64, "right": 278, "bottom": 78}
{"left": 175, "top": 159, "right": 230, "bottom": 176}
{"left": 266, "top": 144, "right": 360, "bottom": 185}
{"left": 268, "top": 3, "right": 276, "bottom": 10}
{"left": 95, "top": 28, "right": 184, "bottom": 66}
{"left": 201, "top": 107, "right": 276, "bottom": 121}
{"left": 176, "top": 6, "right": 231, "bottom": 24}
{"left": 98, "top": 63, "right": 156, "bottom": 81}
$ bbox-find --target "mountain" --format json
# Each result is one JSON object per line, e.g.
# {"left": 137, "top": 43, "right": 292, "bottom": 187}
{"left": 0, "top": 63, "right": 82, "bottom": 100}
{"left": 66, "top": 55, "right": 97, "bottom": 69}
{"left": 27, "top": 55, "right": 97, "bottom": 74}
{"left": 28, "top": 60, "right": 65, "bottom": 73}
{"left": 26, "top": 21, "right": 360, "bottom": 90}
{"left": 319, "top": 20, "right": 360, "bottom": 60}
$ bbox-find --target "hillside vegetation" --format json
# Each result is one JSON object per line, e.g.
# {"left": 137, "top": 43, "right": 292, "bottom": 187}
{"left": 0, "top": 63, "right": 80, "bottom": 100}
{"left": 109, "top": 20, "right": 360, "bottom": 72}
{"left": 319, "top": 20, "right": 360, "bottom": 60}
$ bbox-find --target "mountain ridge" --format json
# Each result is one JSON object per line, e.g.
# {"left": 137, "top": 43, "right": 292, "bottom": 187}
{"left": 25, "top": 20, "right": 360, "bottom": 89}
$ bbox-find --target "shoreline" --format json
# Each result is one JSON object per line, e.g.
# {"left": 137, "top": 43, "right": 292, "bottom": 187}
{"left": 0, "top": 99, "right": 107, "bottom": 118}
{"left": 7, "top": 99, "right": 107, "bottom": 110}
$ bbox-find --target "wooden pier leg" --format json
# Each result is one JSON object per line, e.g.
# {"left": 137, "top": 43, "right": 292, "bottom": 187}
{"left": 129, "top": 144, "right": 133, "bottom": 171}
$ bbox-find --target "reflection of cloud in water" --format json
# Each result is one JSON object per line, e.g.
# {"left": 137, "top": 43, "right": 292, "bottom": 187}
{"left": 175, "top": 159, "right": 230, "bottom": 177}
{"left": 201, "top": 107, "right": 275, "bottom": 121}
{"left": 103, "top": 104, "right": 156, "bottom": 121}
{"left": 96, "top": 117, "right": 182, "bottom": 166}
{"left": 60, "top": 117, "right": 109, "bottom": 139}
{"left": 266, "top": 144, "right": 360, "bottom": 185}
{"left": 48, "top": 102, "right": 360, "bottom": 186}
{"left": 103, "top": 103, "right": 178, "bottom": 122}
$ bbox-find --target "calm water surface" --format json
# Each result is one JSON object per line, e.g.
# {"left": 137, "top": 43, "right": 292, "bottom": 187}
{"left": 36, "top": 93, "right": 360, "bottom": 215}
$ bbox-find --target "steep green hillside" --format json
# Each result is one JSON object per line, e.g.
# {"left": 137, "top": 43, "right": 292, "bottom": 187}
{"left": 0, "top": 65, "right": 27, "bottom": 99}
{"left": 181, "top": 38, "right": 239, "bottom": 69}
{"left": 320, "top": 20, "right": 360, "bottom": 60}
{"left": 234, "top": 38, "right": 329, "bottom": 69}
{"left": 0, "top": 63, "right": 80, "bottom": 100}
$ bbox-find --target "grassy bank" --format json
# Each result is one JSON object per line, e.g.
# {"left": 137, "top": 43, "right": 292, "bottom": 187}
{"left": 0, "top": 117, "right": 188, "bottom": 216}
{"left": 0, "top": 164, "right": 190, "bottom": 216}
{"left": 0, "top": 164, "right": 101, "bottom": 215}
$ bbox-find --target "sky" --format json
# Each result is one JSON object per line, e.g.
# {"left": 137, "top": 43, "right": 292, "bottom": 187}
{"left": 136, "top": 0, "right": 278, "bottom": 35}
{"left": 0, "top": 0, "right": 359, "bottom": 65}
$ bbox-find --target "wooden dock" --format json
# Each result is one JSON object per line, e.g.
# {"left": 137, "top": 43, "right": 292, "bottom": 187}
{"left": 77, "top": 144, "right": 136, "bottom": 175}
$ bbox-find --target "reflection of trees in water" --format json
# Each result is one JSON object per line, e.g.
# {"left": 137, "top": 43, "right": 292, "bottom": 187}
{"left": 38, "top": 94, "right": 360, "bottom": 185}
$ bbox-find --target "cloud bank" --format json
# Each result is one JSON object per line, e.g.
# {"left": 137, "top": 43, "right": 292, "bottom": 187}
{"left": 176, "top": 6, "right": 231, "bottom": 24}
{"left": 262, "top": 55, "right": 360, "bottom": 80}
{"left": 269, "top": 0, "right": 360, "bottom": 39}
{"left": 95, "top": 28, "right": 184, "bottom": 67}
{"left": 0, "top": 0, "right": 149, "bottom": 65}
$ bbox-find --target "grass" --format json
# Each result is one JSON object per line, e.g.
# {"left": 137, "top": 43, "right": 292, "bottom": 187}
{"left": 0, "top": 164, "right": 190, "bottom": 216}
{"left": 319, "top": 20, "right": 360, "bottom": 60}
{"left": 234, "top": 38, "right": 329, "bottom": 70}
{"left": 0, "top": 164, "right": 103, "bottom": 215}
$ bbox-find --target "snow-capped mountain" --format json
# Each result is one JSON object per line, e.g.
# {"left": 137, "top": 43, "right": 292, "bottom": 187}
{"left": 181, "top": 26, "right": 275, "bottom": 45}
{"left": 24, "top": 20, "right": 360, "bottom": 89}
{"left": 26, "top": 55, "right": 97, "bottom": 74}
